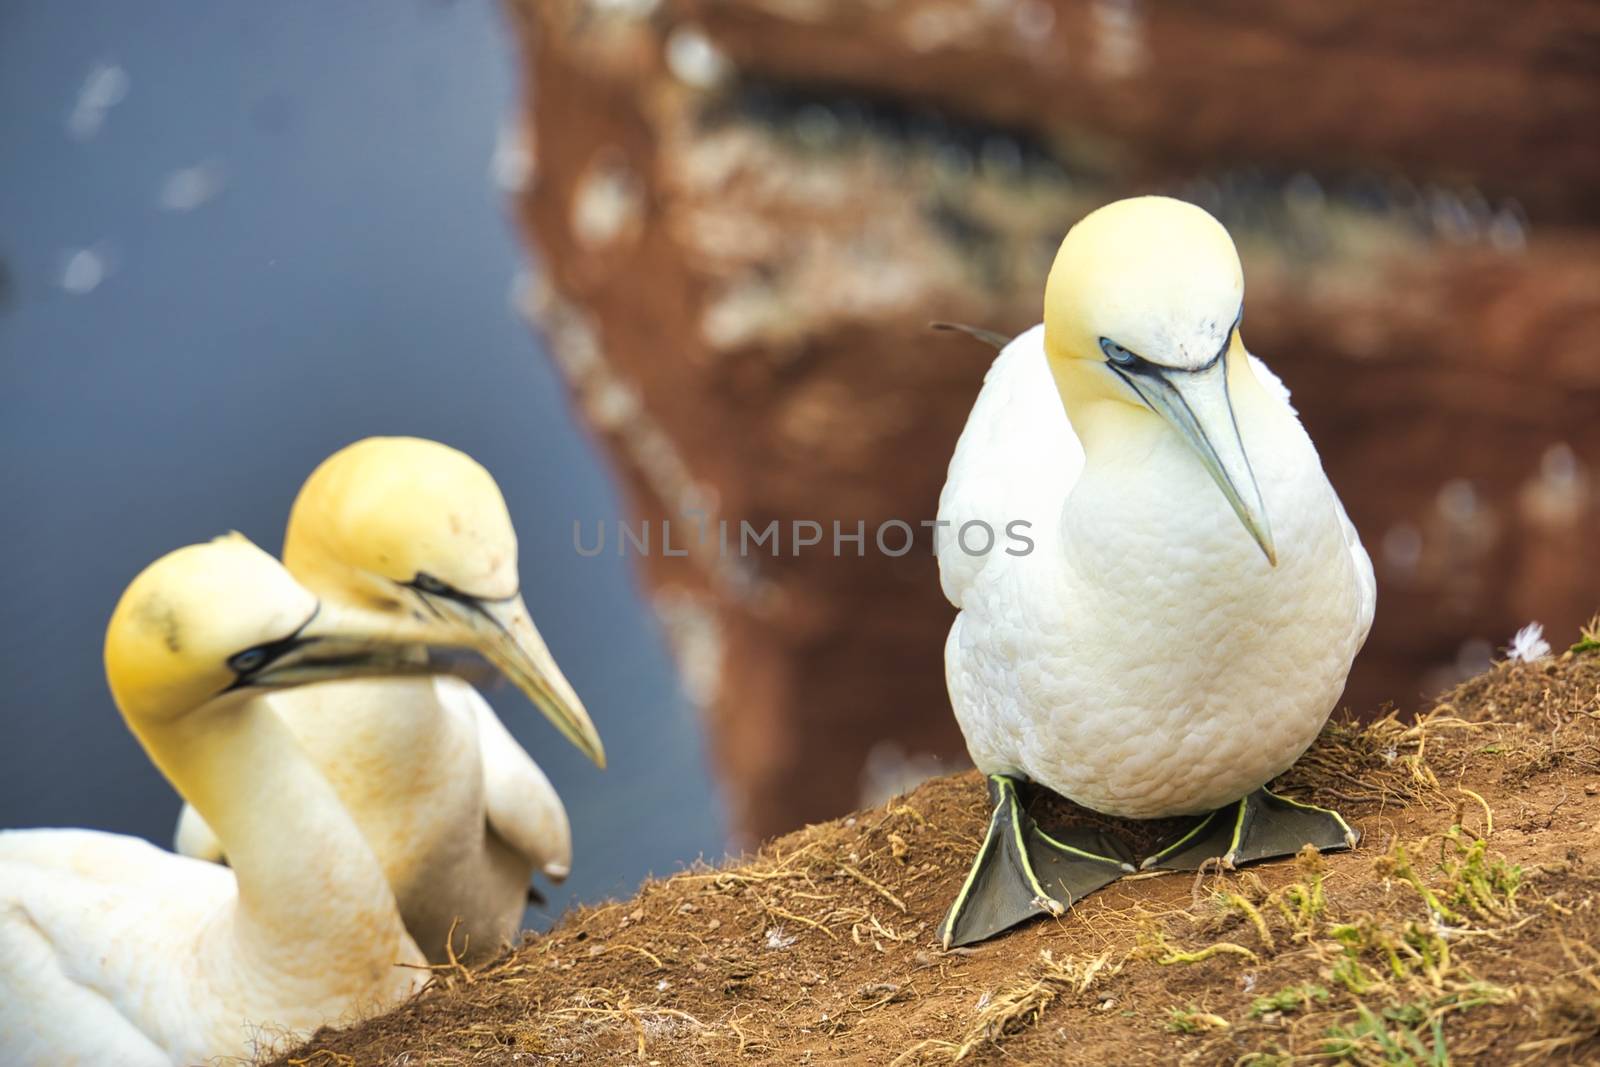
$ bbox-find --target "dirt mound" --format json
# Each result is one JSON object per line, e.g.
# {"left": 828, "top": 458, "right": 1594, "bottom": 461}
{"left": 275, "top": 635, "right": 1600, "bottom": 1065}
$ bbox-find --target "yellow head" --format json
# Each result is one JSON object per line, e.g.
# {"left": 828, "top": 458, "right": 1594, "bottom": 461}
{"left": 1044, "top": 196, "right": 1242, "bottom": 375}
{"left": 1042, "top": 196, "right": 1274, "bottom": 564}
{"left": 104, "top": 534, "right": 438, "bottom": 726}
{"left": 285, "top": 437, "right": 518, "bottom": 605}
{"left": 283, "top": 436, "right": 605, "bottom": 767}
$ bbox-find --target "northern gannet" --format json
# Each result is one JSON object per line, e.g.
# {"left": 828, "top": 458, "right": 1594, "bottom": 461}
{"left": 0, "top": 535, "right": 439, "bottom": 1065}
{"left": 937, "top": 197, "right": 1375, "bottom": 947}
{"left": 173, "top": 437, "right": 604, "bottom": 963}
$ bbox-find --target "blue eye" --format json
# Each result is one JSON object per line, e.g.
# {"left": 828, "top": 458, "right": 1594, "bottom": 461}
{"left": 1099, "top": 338, "right": 1140, "bottom": 367}
{"left": 228, "top": 646, "right": 270, "bottom": 674}
{"left": 412, "top": 573, "right": 450, "bottom": 595}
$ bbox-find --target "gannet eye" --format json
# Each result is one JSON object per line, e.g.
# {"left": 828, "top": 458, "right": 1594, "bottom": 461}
{"left": 1098, "top": 338, "right": 1141, "bottom": 368}
{"left": 227, "top": 646, "right": 271, "bottom": 675}
{"left": 411, "top": 572, "right": 451, "bottom": 596}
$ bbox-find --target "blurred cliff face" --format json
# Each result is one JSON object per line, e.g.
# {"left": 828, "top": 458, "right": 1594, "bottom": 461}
{"left": 507, "top": 0, "right": 1600, "bottom": 844}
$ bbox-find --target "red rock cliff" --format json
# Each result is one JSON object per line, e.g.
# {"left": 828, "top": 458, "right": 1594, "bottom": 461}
{"left": 505, "top": 0, "right": 1600, "bottom": 842}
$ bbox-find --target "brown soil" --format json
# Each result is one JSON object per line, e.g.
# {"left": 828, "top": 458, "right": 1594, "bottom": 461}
{"left": 275, "top": 637, "right": 1600, "bottom": 1066}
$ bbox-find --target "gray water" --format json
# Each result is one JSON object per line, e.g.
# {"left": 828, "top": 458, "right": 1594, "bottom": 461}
{"left": 0, "top": 0, "right": 729, "bottom": 919}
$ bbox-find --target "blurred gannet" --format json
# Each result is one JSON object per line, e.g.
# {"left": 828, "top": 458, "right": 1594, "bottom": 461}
{"left": 174, "top": 437, "right": 604, "bottom": 963}
{"left": 0, "top": 536, "right": 434, "bottom": 1065}
{"left": 937, "top": 197, "right": 1374, "bottom": 947}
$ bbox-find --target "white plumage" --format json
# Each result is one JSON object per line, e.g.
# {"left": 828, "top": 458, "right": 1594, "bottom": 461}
{"left": 174, "top": 676, "right": 570, "bottom": 963}
{"left": 938, "top": 325, "right": 1374, "bottom": 818}
{"left": 1, "top": 537, "right": 427, "bottom": 1066}
{"left": 0, "top": 826, "right": 422, "bottom": 1066}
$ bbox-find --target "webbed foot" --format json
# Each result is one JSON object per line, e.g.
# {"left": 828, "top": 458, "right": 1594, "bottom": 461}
{"left": 940, "top": 775, "right": 1133, "bottom": 948}
{"left": 1139, "top": 788, "right": 1359, "bottom": 872}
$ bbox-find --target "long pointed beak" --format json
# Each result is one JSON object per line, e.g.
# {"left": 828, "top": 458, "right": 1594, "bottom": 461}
{"left": 420, "top": 592, "right": 607, "bottom": 768}
{"left": 1115, "top": 358, "right": 1277, "bottom": 566}
{"left": 248, "top": 606, "right": 442, "bottom": 689}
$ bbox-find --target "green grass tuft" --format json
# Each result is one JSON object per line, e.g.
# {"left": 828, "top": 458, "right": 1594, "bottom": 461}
{"left": 1164, "top": 1006, "right": 1229, "bottom": 1034}
{"left": 1249, "top": 983, "right": 1330, "bottom": 1017}
{"left": 1322, "top": 1002, "right": 1449, "bottom": 1066}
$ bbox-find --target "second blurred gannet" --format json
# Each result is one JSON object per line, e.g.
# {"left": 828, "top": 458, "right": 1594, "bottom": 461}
{"left": 0, "top": 536, "right": 433, "bottom": 1065}
{"left": 175, "top": 437, "right": 603, "bottom": 963}
{"left": 937, "top": 197, "right": 1374, "bottom": 947}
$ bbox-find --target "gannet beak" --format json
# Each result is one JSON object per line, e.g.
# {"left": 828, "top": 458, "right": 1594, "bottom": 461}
{"left": 1115, "top": 358, "right": 1277, "bottom": 566}
{"left": 240, "top": 605, "right": 440, "bottom": 690}
{"left": 414, "top": 591, "right": 607, "bottom": 768}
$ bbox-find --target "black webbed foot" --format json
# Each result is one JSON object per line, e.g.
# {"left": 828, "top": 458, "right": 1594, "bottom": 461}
{"left": 940, "top": 775, "right": 1133, "bottom": 948}
{"left": 1140, "top": 788, "right": 1359, "bottom": 872}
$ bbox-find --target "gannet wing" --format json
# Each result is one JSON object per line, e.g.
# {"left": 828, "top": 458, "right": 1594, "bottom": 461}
{"left": 936, "top": 324, "right": 1084, "bottom": 608}
{"left": 0, "top": 881, "right": 170, "bottom": 1065}
{"left": 3, "top": 826, "right": 218, "bottom": 890}
{"left": 1336, "top": 495, "right": 1377, "bottom": 647}
{"left": 1246, "top": 350, "right": 1373, "bottom": 643}
{"left": 0, "top": 917, "right": 169, "bottom": 1065}
{"left": 1245, "top": 351, "right": 1297, "bottom": 415}
{"left": 173, "top": 803, "right": 224, "bottom": 863}
{"left": 451, "top": 684, "right": 573, "bottom": 881}
{"left": 1, "top": 829, "right": 229, "bottom": 1066}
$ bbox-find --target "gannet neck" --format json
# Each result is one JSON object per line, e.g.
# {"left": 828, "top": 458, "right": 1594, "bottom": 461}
{"left": 1054, "top": 359, "right": 1300, "bottom": 593}
{"left": 131, "top": 690, "right": 409, "bottom": 973}
{"left": 101, "top": 537, "right": 422, "bottom": 980}
{"left": 1047, "top": 353, "right": 1164, "bottom": 462}
{"left": 1063, "top": 343, "right": 1276, "bottom": 562}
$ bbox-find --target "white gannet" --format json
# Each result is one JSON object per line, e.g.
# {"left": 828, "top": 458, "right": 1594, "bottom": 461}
{"left": 936, "top": 197, "right": 1375, "bottom": 947}
{"left": 172, "top": 437, "right": 604, "bottom": 963}
{"left": 0, "top": 535, "right": 440, "bottom": 1065}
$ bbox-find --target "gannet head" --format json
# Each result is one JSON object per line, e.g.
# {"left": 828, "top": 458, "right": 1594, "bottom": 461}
{"left": 1042, "top": 196, "right": 1276, "bottom": 566}
{"left": 282, "top": 436, "right": 605, "bottom": 768}
{"left": 104, "top": 533, "right": 441, "bottom": 724}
